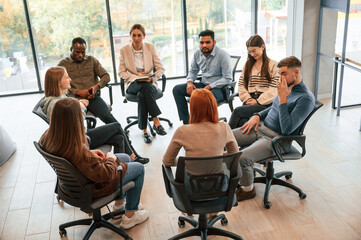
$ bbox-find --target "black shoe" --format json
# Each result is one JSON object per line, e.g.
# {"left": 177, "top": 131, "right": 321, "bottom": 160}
{"left": 153, "top": 124, "right": 167, "bottom": 135}
{"left": 134, "top": 156, "right": 150, "bottom": 164}
{"left": 142, "top": 133, "right": 152, "bottom": 143}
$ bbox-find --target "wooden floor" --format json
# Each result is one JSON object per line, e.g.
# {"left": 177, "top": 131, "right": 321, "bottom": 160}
{"left": 0, "top": 79, "right": 361, "bottom": 240}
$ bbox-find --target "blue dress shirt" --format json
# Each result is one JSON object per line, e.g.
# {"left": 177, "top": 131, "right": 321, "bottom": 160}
{"left": 186, "top": 45, "right": 232, "bottom": 89}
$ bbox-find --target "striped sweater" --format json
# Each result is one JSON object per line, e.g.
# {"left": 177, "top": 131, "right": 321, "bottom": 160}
{"left": 238, "top": 59, "right": 279, "bottom": 105}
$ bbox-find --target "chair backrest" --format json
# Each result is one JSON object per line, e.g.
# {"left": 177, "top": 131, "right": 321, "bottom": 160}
{"left": 32, "top": 97, "right": 49, "bottom": 124}
{"left": 33, "top": 141, "right": 93, "bottom": 209}
{"left": 230, "top": 55, "right": 241, "bottom": 82}
{"left": 171, "top": 152, "right": 242, "bottom": 213}
{"left": 297, "top": 99, "right": 323, "bottom": 135}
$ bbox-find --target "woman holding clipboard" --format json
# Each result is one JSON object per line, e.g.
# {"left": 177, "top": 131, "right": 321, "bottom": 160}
{"left": 118, "top": 23, "right": 166, "bottom": 143}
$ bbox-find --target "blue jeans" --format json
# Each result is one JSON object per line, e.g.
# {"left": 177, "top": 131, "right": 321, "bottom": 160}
{"left": 115, "top": 153, "right": 145, "bottom": 211}
{"left": 172, "top": 82, "right": 224, "bottom": 122}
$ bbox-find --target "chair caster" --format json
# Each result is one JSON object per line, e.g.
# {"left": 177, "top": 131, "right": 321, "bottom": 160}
{"left": 299, "top": 193, "right": 307, "bottom": 199}
{"left": 59, "top": 229, "right": 67, "bottom": 237}
{"left": 169, "top": 122, "right": 173, "bottom": 127}
{"left": 264, "top": 201, "right": 272, "bottom": 209}
{"left": 178, "top": 219, "right": 185, "bottom": 228}
{"left": 221, "top": 217, "right": 228, "bottom": 226}
{"left": 127, "top": 119, "right": 131, "bottom": 124}
{"left": 285, "top": 174, "right": 292, "bottom": 179}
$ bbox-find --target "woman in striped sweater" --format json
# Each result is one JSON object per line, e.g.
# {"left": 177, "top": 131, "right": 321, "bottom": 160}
{"left": 229, "top": 35, "right": 279, "bottom": 129}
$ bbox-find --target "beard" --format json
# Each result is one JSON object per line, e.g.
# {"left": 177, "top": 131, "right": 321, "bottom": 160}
{"left": 201, "top": 47, "right": 213, "bottom": 55}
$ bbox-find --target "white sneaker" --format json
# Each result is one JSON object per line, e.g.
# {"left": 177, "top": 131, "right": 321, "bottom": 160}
{"left": 113, "top": 202, "right": 144, "bottom": 212}
{"left": 119, "top": 210, "right": 149, "bottom": 229}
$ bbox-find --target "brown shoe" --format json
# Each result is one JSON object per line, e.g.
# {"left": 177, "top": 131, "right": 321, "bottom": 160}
{"left": 235, "top": 187, "right": 256, "bottom": 202}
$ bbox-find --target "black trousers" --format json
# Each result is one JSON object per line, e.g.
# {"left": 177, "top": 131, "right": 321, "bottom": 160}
{"left": 127, "top": 82, "right": 161, "bottom": 130}
{"left": 86, "top": 95, "right": 137, "bottom": 155}
{"left": 228, "top": 104, "right": 269, "bottom": 129}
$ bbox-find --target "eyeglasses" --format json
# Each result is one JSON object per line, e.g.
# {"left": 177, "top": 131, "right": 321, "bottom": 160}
{"left": 247, "top": 49, "right": 259, "bottom": 55}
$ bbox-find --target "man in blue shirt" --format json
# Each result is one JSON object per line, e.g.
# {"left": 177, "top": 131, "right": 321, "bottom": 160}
{"left": 232, "top": 56, "right": 315, "bottom": 201}
{"left": 173, "top": 30, "right": 232, "bottom": 124}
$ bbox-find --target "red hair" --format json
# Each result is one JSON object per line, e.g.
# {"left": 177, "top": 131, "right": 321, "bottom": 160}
{"left": 189, "top": 89, "right": 218, "bottom": 124}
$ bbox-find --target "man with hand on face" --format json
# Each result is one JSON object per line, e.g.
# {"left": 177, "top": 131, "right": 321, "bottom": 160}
{"left": 173, "top": 29, "right": 232, "bottom": 125}
{"left": 58, "top": 37, "right": 117, "bottom": 124}
{"left": 232, "top": 56, "right": 315, "bottom": 201}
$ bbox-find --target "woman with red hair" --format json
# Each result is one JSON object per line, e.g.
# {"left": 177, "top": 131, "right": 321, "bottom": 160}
{"left": 163, "top": 88, "right": 238, "bottom": 176}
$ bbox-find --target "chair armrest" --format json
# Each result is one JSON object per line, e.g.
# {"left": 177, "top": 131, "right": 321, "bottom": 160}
{"left": 120, "top": 78, "right": 126, "bottom": 97}
{"left": 159, "top": 74, "right": 166, "bottom": 92}
{"left": 162, "top": 164, "right": 175, "bottom": 198}
{"left": 85, "top": 116, "right": 97, "bottom": 129}
{"left": 105, "top": 84, "right": 113, "bottom": 106}
{"left": 271, "top": 135, "right": 306, "bottom": 162}
{"left": 229, "top": 92, "right": 239, "bottom": 102}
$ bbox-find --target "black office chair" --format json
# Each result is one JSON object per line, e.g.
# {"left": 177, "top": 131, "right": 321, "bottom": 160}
{"left": 186, "top": 55, "right": 241, "bottom": 122}
{"left": 32, "top": 96, "right": 97, "bottom": 129}
{"left": 34, "top": 141, "right": 134, "bottom": 240}
{"left": 120, "top": 72, "right": 173, "bottom": 136}
{"left": 162, "top": 152, "right": 243, "bottom": 240}
{"left": 253, "top": 100, "right": 323, "bottom": 209}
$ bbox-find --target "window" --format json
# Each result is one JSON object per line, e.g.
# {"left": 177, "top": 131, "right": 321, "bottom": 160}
{"left": 110, "top": 0, "right": 185, "bottom": 78}
{"left": 28, "top": 0, "right": 114, "bottom": 84}
{"left": 258, "top": 0, "right": 288, "bottom": 61}
{"left": 0, "top": 0, "right": 38, "bottom": 95}
{"left": 186, "top": 0, "right": 251, "bottom": 71}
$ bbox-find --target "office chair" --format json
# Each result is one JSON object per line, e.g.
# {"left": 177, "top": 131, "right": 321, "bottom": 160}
{"left": 32, "top": 96, "right": 97, "bottom": 129}
{"left": 186, "top": 55, "right": 241, "bottom": 122}
{"left": 253, "top": 100, "right": 323, "bottom": 209}
{"left": 34, "top": 141, "right": 134, "bottom": 240}
{"left": 162, "top": 152, "right": 243, "bottom": 240}
{"left": 120, "top": 72, "right": 173, "bottom": 136}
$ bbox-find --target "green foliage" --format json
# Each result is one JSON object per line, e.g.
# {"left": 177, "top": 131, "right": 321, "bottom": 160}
{"left": 260, "top": 0, "right": 286, "bottom": 11}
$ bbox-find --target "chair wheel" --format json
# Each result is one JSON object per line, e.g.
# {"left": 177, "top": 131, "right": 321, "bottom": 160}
{"left": 221, "top": 217, "right": 228, "bottom": 226}
{"left": 178, "top": 219, "right": 185, "bottom": 228}
{"left": 299, "top": 193, "right": 307, "bottom": 199}
{"left": 169, "top": 122, "right": 173, "bottom": 127}
{"left": 59, "top": 229, "right": 67, "bottom": 237}
{"left": 127, "top": 119, "right": 131, "bottom": 124}
{"left": 264, "top": 201, "right": 272, "bottom": 209}
{"left": 285, "top": 174, "right": 292, "bottom": 179}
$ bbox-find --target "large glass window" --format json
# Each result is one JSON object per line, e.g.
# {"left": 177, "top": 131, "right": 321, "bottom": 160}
{"left": 186, "top": 0, "right": 251, "bottom": 71}
{"left": 0, "top": 0, "right": 38, "bottom": 95}
{"left": 109, "top": 0, "right": 185, "bottom": 78}
{"left": 28, "top": 0, "right": 114, "bottom": 85}
{"left": 258, "top": 0, "right": 288, "bottom": 61}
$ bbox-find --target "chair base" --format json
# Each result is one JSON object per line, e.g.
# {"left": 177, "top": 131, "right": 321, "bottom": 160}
{"left": 169, "top": 213, "right": 243, "bottom": 240}
{"left": 254, "top": 161, "right": 307, "bottom": 209}
{"left": 124, "top": 116, "right": 173, "bottom": 136}
{"left": 59, "top": 208, "right": 132, "bottom": 240}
